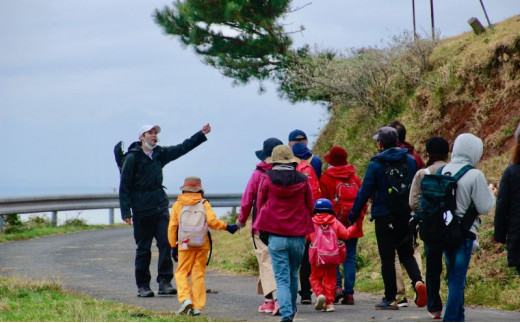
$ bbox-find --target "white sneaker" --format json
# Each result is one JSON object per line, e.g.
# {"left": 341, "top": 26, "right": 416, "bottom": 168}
{"left": 315, "top": 294, "right": 326, "bottom": 311}
{"left": 177, "top": 299, "right": 193, "bottom": 315}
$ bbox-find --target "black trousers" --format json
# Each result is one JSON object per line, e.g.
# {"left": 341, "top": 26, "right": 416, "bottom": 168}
{"left": 424, "top": 242, "right": 444, "bottom": 312}
{"left": 374, "top": 216, "right": 422, "bottom": 301}
{"left": 132, "top": 207, "right": 173, "bottom": 288}
{"left": 299, "top": 241, "right": 312, "bottom": 297}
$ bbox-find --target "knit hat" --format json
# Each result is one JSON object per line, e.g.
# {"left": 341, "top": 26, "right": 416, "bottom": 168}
{"left": 324, "top": 146, "right": 348, "bottom": 166}
{"left": 266, "top": 145, "right": 299, "bottom": 164}
{"left": 180, "top": 176, "right": 204, "bottom": 193}
{"left": 255, "top": 138, "right": 283, "bottom": 161}
{"left": 291, "top": 143, "right": 312, "bottom": 160}
{"left": 426, "top": 136, "right": 449, "bottom": 155}
{"left": 288, "top": 129, "right": 307, "bottom": 142}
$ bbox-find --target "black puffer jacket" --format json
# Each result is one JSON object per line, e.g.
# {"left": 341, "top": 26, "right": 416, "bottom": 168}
{"left": 494, "top": 163, "right": 520, "bottom": 267}
{"left": 119, "top": 131, "right": 207, "bottom": 219}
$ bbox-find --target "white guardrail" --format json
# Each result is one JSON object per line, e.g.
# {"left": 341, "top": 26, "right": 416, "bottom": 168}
{"left": 0, "top": 193, "right": 242, "bottom": 231}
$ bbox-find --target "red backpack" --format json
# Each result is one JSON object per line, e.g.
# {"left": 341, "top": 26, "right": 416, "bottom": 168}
{"left": 296, "top": 160, "right": 321, "bottom": 201}
{"left": 309, "top": 223, "right": 346, "bottom": 267}
{"left": 334, "top": 180, "right": 359, "bottom": 226}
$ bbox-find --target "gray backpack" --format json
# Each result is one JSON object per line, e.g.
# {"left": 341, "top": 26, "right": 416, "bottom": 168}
{"left": 178, "top": 200, "right": 208, "bottom": 247}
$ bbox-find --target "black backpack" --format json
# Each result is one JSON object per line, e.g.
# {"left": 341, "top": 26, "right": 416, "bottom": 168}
{"left": 415, "top": 165, "right": 478, "bottom": 249}
{"left": 381, "top": 157, "right": 413, "bottom": 226}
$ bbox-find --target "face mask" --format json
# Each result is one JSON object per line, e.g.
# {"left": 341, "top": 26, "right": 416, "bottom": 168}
{"left": 143, "top": 141, "right": 156, "bottom": 150}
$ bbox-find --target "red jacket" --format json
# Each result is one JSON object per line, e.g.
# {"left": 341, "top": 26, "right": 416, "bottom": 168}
{"left": 306, "top": 213, "right": 356, "bottom": 242}
{"left": 254, "top": 169, "right": 314, "bottom": 237}
{"left": 398, "top": 142, "right": 425, "bottom": 170}
{"left": 320, "top": 164, "right": 366, "bottom": 239}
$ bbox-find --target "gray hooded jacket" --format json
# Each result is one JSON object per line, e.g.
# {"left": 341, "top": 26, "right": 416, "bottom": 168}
{"left": 441, "top": 133, "right": 495, "bottom": 238}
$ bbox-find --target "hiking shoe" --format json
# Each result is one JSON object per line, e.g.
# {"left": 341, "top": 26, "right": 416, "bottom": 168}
{"left": 137, "top": 287, "right": 154, "bottom": 297}
{"left": 397, "top": 297, "right": 408, "bottom": 307}
{"left": 375, "top": 298, "right": 399, "bottom": 310}
{"left": 333, "top": 287, "right": 344, "bottom": 303}
{"left": 272, "top": 300, "right": 280, "bottom": 316}
{"left": 341, "top": 294, "right": 354, "bottom": 305}
{"left": 190, "top": 309, "right": 202, "bottom": 316}
{"left": 177, "top": 299, "right": 193, "bottom": 315}
{"left": 429, "top": 311, "right": 442, "bottom": 319}
{"left": 323, "top": 304, "right": 335, "bottom": 312}
{"left": 300, "top": 294, "right": 312, "bottom": 304}
{"left": 258, "top": 300, "right": 275, "bottom": 313}
{"left": 414, "top": 281, "right": 427, "bottom": 308}
{"left": 315, "top": 294, "right": 326, "bottom": 311}
{"left": 158, "top": 280, "right": 177, "bottom": 295}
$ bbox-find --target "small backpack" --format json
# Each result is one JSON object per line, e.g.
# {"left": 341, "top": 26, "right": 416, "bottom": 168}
{"left": 334, "top": 180, "right": 359, "bottom": 225}
{"left": 309, "top": 224, "right": 346, "bottom": 267}
{"left": 381, "top": 157, "right": 412, "bottom": 225}
{"left": 296, "top": 160, "right": 321, "bottom": 201}
{"left": 416, "top": 165, "right": 478, "bottom": 249}
{"left": 178, "top": 200, "right": 208, "bottom": 247}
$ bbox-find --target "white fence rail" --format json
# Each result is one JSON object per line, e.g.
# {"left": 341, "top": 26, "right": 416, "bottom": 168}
{"left": 0, "top": 193, "right": 242, "bottom": 231}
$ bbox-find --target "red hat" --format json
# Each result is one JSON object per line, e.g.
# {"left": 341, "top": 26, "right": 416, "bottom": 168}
{"left": 324, "top": 146, "right": 348, "bottom": 166}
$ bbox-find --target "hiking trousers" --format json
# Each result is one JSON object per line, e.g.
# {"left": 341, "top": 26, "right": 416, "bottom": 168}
{"left": 310, "top": 264, "right": 337, "bottom": 304}
{"left": 374, "top": 216, "right": 423, "bottom": 302}
{"left": 253, "top": 234, "right": 277, "bottom": 297}
{"left": 175, "top": 249, "right": 209, "bottom": 310}
{"left": 133, "top": 208, "right": 173, "bottom": 288}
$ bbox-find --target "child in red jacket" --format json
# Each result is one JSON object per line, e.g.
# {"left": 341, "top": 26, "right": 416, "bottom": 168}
{"left": 307, "top": 198, "right": 357, "bottom": 312}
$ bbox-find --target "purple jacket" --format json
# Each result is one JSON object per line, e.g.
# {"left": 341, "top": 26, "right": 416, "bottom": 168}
{"left": 237, "top": 161, "right": 273, "bottom": 233}
{"left": 253, "top": 168, "right": 314, "bottom": 237}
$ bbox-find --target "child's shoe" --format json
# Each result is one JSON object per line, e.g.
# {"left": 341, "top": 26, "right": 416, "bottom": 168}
{"left": 190, "top": 309, "right": 202, "bottom": 316}
{"left": 315, "top": 294, "right": 326, "bottom": 311}
{"left": 323, "top": 303, "right": 335, "bottom": 312}
{"left": 258, "top": 300, "right": 275, "bottom": 313}
{"left": 177, "top": 299, "right": 193, "bottom": 315}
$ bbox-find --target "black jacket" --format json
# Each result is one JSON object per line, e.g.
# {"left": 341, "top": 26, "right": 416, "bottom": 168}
{"left": 119, "top": 131, "right": 207, "bottom": 219}
{"left": 495, "top": 163, "right": 520, "bottom": 267}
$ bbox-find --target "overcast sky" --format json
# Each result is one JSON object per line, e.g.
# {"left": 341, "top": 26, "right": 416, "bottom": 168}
{"left": 1, "top": 0, "right": 519, "bottom": 198}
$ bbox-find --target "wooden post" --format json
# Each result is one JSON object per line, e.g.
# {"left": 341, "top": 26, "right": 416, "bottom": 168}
{"left": 468, "top": 17, "right": 486, "bottom": 35}
{"left": 51, "top": 211, "right": 58, "bottom": 227}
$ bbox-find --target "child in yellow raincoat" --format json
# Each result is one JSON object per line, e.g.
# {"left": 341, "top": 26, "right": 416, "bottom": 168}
{"left": 168, "top": 176, "right": 239, "bottom": 316}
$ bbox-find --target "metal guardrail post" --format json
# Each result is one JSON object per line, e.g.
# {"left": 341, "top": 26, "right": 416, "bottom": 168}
{"left": 51, "top": 211, "right": 57, "bottom": 227}
{"left": 109, "top": 208, "right": 114, "bottom": 225}
{"left": 0, "top": 215, "right": 4, "bottom": 232}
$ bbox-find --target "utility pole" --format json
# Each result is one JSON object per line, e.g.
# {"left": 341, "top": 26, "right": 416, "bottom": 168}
{"left": 412, "top": 0, "right": 418, "bottom": 39}
{"left": 430, "top": 0, "right": 435, "bottom": 40}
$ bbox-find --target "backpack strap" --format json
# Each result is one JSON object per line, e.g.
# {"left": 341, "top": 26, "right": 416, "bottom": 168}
{"left": 200, "top": 199, "right": 212, "bottom": 265}
{"left": 453, "top": 165, "right": 474, "bottom": 181}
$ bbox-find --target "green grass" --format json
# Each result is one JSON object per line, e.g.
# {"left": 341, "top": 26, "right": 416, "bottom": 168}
{"left": 0, "top": 224, "right": 112, "bottom": 244}
{"left": 0, "top": 276, "right": 209, "bottom": 322}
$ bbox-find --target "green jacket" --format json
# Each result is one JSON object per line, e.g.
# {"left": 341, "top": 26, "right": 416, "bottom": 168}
{"left": 119, "top": 131, "right": 207, "bottom": 219}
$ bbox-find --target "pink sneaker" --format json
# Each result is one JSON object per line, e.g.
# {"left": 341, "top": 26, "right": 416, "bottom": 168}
{"left": 258, "top": 300, "right": 275, "bottom": 313}
{"left": 272, "top": 300, "right": 280, "bottom": 316}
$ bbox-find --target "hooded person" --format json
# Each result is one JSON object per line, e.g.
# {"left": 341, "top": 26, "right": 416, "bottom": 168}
{"left": 435, "top": 133, "right": 496, "bottom": 321}
{"left": 254, "top": 145, "right": 315, "bottom": 322}
{"left": 236, "top": 137, "right": 283, "bottom": 315}
{"left": 288, "top": 129, "right": 323, "bottom": 179}
{"left": 320, "top": 146, "right": 366, "bottom": 305}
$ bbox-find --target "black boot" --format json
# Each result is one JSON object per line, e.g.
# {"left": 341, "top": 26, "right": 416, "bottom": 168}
{"left": 158, "top": 279, "right": 177, "bottom": 295}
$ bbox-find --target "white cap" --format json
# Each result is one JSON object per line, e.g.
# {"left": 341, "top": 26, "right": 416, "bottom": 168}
{"left": 138, "top": 124, "right": 161, "bottom": 139}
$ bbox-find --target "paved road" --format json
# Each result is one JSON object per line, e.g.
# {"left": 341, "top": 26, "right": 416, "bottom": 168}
{"left": 0, "top": 227, "right": 518, "bottom": 321}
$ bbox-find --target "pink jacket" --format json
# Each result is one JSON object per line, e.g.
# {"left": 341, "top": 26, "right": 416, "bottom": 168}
{"left": 237, "top": 161, "right": 272, "bottom": 233}
{"left": 306, "top": 213, "right": 356, "bottom": 243}
{"left": 254, "top": 172, "right": 314, "bottom": 237}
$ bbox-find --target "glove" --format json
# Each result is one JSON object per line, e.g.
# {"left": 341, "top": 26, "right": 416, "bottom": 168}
{"left": 171, "top": 247, "right": 178, "bottom": 262}
{"left": 236, "top": 220, "right": 246, "bottom": 229}
{"left": 347, "top": 211, "right": 357, "bottom": 225}
{"left": 226, "top": 224, "right": 239, "bottom": 234}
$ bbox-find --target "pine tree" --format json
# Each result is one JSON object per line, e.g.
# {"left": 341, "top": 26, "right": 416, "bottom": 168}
{"left": 154, "top": 0, "right": 302, "bottom": 84}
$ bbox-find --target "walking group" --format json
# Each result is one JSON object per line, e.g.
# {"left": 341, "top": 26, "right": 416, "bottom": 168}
{"left": 117, "top": 120, "right": 520, "bottom": 322}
